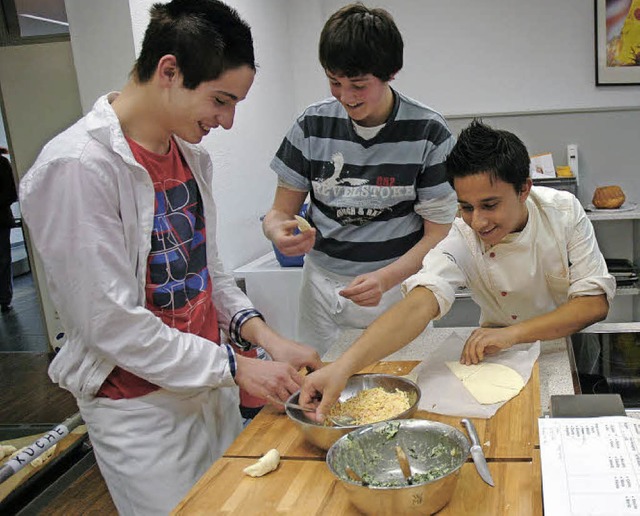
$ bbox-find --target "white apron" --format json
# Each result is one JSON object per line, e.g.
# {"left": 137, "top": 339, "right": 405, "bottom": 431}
{"left": 78, "top": 386, "right": 241, "bottom": 515}
{"left": 298, "top": 257, "right": 403, "bottom": 355}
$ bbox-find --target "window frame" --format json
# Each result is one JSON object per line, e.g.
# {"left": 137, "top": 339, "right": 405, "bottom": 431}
{"left": 0, "top": 0, "right": 69, "bottom": 46}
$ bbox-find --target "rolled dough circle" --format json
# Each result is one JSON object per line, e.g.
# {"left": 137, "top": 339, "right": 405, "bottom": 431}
{"left": 446, "top": 361, "right": 525, "bottom": 405}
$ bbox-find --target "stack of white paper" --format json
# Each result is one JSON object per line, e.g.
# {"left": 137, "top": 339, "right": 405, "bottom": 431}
{"left": 539, "top": 416, "right": 640, "bottom": 515}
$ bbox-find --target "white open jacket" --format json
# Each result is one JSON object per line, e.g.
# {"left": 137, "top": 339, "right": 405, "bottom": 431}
{"left": 20, "top": 93, "right": 251, "bottom": 400}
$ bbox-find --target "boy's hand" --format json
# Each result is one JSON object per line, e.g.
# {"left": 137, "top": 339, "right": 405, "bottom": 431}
{"left": 339, "top": 271, "right": 386, "bottom": 307}
{"left": 460, "top": 327, "right": 517, "bottom": 365}
{"left": 267, "top": 337, "right": 322, "bottom": 373}
{"left": 234, "top": 355, "right": 303, "bottom": 406}
{"left": 270, "top": 219, "right": 316, "bottom": 256}
{"left": 299, "top": 363, "right": 350, "bottom": 423}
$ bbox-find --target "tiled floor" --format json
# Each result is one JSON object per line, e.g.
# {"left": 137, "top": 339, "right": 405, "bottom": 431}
{"left": 0, "top": 272, "right": 49, "bottom": 352}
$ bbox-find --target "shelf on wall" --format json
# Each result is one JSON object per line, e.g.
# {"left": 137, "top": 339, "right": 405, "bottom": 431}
{"left": 616, "top": 284, "right": 640, "bottom": 296}
{"left": 586, "top": 206, "right": 640, "bottom": 221}
{"left": 454, "top": 286, "right": 637, "bottom": 297}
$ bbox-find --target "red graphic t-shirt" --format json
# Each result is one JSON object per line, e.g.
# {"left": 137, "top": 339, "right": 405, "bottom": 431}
{"left": 98, "top": 137, "right": 219, "bottom": 399}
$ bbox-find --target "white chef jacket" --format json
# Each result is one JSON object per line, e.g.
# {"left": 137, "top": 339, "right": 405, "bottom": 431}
{"left": 20, "top": 93, "right": 252, "bottom": 400}
{"left": 403, "top": 186, "right": 615, "bottom": 326}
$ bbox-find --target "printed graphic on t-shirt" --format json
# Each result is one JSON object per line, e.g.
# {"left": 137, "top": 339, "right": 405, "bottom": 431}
{"left": 148, "top": 178, "right": 207, "bottom": 308}
{"left": 97, "top": 137, "right": 219, "bottom": 400}
{"left": 311, "top": 152, "right": 414, "bottom": 226}
{"left": 131, "top": 136, "right": 218, "bottom": 341}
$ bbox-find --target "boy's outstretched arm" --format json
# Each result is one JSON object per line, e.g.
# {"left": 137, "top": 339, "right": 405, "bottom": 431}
{"left": 299, "top": 286, "right": 440, "bottom": 422}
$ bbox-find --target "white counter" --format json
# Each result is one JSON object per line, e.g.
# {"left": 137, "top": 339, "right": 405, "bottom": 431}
{"left": 322, "top": 326, "right": 575, "bottom": 416}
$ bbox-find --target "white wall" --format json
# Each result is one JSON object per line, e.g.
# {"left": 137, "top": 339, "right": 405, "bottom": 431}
{"left": 64, "top": 0, "right": 640, "bottom": 272}
{"left": 207, "top": 0, "right": 298, "bottom": 269}
{"left": 287, "top": 1, "right": 328, "bottom": 113}
{"left": 0, "top": 41, "right": 83, "bottom": 346}
{"left": 306, "top": 0, "right": 640, "bottom": 116}
{"left": 65, "top": 0, "right": 135, "bottom": 113}
{"left": 0, "top": 42, "right": 82, "bottom": 179}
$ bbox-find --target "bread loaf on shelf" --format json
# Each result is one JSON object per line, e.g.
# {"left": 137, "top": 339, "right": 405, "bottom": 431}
{"left": 592, "top": 185, "right": 625, "bottom": 209}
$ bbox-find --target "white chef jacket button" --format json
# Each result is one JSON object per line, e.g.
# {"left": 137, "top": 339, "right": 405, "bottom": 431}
{"left": 511, "top": 315, "right": 517, "bottom": 320}
{"left": 489, "top": 252, "right": 496, "bottom": 258}
{"left": 501, "top": 291, "right": 507, "bottom": 297}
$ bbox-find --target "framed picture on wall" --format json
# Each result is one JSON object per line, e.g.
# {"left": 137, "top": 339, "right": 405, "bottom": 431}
{"left": 595, "top": 0, "right": 640, "bottom": 85}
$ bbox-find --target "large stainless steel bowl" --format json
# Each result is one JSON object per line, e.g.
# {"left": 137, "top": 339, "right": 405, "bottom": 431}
{"left": 326, "top": 419, "right": 470, "bottom": 515}
{"left": 285, "top": 373, "right": 421, "bottom": 451}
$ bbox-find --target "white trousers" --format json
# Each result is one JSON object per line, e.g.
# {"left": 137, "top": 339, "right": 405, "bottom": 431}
{"left": 78, "top": 386, "right": 242, "bottom": 516}
{"left": 297, "top": 258, "right": 403, "bottom": 355}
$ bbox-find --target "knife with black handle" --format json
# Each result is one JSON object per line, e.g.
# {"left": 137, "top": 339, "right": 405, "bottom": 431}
{"left": 461, "top": 418, "right": 495, "bottom": 487}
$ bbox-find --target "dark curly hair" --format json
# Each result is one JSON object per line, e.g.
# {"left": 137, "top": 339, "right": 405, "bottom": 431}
{"left": 446, "top": 119, "right": 531, "bottom": 193}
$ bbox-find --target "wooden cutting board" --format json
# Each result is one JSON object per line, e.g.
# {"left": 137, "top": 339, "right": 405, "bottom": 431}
{"left": 175, "top": 360, "right": 543, "bottom": 515}
{"left": 172, "top": 452, "right": 542, "bottom": 515}
{"left": 225, "top": 361, "right": 541, "bottom": 461}
{"left": 0, "top": 425, "right": 87, "bottom": 502}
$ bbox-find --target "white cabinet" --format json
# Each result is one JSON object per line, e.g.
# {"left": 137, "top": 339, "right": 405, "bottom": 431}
{"left": 587, "top": 206, "right": 640, "bottom": 322}
{"left": 233, "top": 252, "right": 303, "bottom": 340}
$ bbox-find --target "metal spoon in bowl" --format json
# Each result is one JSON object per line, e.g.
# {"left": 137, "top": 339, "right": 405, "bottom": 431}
{"left": 271, "top": 396, "right": 356, "bottom": 425}
{"left": 286, "top": 403, "right": 356, "bottom": 426}
{"left": 327, "top": 413, "right": 357, "bottom": 426}
{"left": 268, "top": 397, "right": 316, "bottom": 413}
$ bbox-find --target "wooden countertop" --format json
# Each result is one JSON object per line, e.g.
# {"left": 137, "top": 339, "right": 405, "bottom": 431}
{"left": 173, "top": 454, "right": 542, "bottom": 515}
{"left": 174, "top": 361, "right": 542, "bottom": 515}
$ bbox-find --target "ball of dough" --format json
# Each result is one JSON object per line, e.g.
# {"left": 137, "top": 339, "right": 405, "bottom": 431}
{"left": 243, "top": 448, "right": 280, "bottom": 477}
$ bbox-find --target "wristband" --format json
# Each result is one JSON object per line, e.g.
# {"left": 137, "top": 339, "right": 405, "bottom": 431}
{"left": 223, "top": 343, "right": 237, "bottom": 378}
{"left": 229, "top": 309, "right": 265, "bottom": 351}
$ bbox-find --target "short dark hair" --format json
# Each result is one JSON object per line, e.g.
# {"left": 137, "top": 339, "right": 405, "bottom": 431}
{"left": 133, "top": 0, "right": 255, "bottom": 89}
{"left": 319, "top": 3, "right": 403, "bottom": 81}
{"left": 446, "top": 119, "right": 531, "bottom": 193}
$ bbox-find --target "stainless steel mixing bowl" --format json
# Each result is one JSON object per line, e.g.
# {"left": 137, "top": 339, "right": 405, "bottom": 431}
{"left": 285, "top": 373, "right": 421, "bottom": 451}
{"left": 326, "top": 419, "right": 470, "bottom": 515}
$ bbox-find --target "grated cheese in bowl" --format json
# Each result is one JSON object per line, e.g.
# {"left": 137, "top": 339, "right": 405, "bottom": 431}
{"left": 328, "top": 387, "right": 411, "bottom": 426}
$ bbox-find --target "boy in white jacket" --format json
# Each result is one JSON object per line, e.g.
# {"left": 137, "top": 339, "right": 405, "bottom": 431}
{"left": 19, "top": 1, "right": 321, "bottom": 514}
{"left": 299, "top": 120, "right": 614, "bottom": 423}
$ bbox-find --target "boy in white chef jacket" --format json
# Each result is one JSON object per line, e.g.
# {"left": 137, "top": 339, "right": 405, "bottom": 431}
{"left": 19, "top": 1, "right": 321, "bottom": 514}
{"left": 299, "top": 119, "right": 615, "bottom": 421}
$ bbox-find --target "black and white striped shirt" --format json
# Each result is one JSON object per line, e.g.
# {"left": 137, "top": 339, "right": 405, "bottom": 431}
{"left": 271, "top": 89, "right": 457, "bottom": 276}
